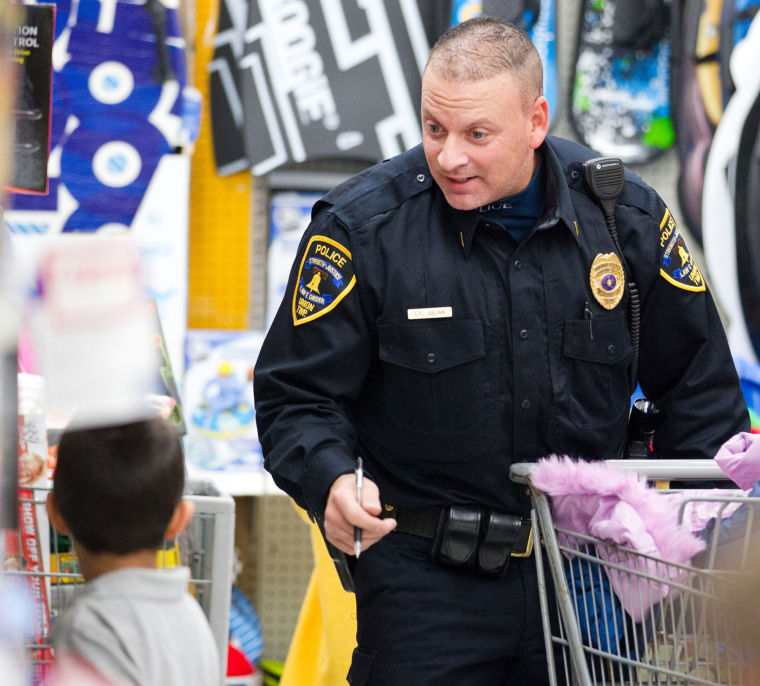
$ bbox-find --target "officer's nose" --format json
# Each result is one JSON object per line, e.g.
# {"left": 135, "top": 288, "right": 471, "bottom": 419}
{"left": 437, "top": 136, "right": 467, "bottom": 172}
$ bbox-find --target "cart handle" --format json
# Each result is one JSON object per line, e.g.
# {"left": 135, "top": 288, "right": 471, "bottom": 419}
{"left": 510, "top": 459, "right": 730, "bottom": 485}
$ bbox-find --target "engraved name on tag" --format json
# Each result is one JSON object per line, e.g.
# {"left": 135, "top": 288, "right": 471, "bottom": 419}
{"left": 407, "top": 307, "right": 453, "bottom": 320}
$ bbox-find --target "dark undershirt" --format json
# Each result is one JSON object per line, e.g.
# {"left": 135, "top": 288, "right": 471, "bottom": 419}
{"left": 477, "top": 154, "right": 546, "bottom": 243}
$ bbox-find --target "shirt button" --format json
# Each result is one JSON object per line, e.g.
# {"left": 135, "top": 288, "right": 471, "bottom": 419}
{"left": 521, "top": 399, "right": 530, "bottom": 410}
{"left": 520, "top": 329, "right": 528, "bottom": 339}
{"left": 514, "top": 260, "right": 522, "bottom": 269}
{"left": 427, "top": 353, "right": 436, "bottom": 364}
{"left": 607, "top": 344, "right": 616, "bottom": 356}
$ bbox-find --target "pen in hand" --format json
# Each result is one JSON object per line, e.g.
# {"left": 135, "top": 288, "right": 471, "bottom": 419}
{"left": 354, "top": 457, "right": 363, "bottom": 558}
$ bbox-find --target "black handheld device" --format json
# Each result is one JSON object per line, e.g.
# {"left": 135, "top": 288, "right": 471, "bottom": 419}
{"left": 624, "top": 397, "right": 660, "bottom": 459}
{"left": 583, "top": 157, "right": 641, "bottom": 394}
{"left": 315, "top": 518, "right": 355, "bottom": 593}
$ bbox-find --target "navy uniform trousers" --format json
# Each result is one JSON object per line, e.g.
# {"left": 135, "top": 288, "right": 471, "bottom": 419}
{"left": 347, "top": 531, "right": 557, "bottom": 686}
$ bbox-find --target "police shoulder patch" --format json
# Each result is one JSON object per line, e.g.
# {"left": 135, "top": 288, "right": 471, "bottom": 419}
{"left": 658, "top": 208, "right": 706, "bottom": 292}
{"left": 292, "top": 235, "right": 357, "bottom": 326}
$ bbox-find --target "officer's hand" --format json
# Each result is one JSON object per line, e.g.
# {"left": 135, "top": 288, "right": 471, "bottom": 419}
{"left": 324, "top": 473, "right": 396, "bottom": 555}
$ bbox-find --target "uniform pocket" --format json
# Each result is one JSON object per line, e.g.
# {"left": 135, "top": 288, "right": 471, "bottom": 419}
{"left": 378, "top": 319, "right": 486, "bottom": 435}
{"left": 548, "top": 311, "right": 632, "bottom": 455}
{"left": 347, "top": 647, "right": 376, "bottom": 685}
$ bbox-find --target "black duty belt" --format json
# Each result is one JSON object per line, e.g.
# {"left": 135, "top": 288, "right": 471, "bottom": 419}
{"left": 381, "top": 504, "right": 533, "bottom": 575}
{"left": 380, "top": 504, "right": 443, "bottom": 538}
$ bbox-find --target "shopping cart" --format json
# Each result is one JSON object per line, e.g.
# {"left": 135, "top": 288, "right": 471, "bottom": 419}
{"left": 2, "top": 484, "right": 235, "bottom": 684}
{"left": 510, "top": 459, "right": 760, "bottom": 686}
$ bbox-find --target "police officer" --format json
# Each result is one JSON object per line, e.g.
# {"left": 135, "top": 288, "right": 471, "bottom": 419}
{"left": 254, "top": 18, "right": 749, "bottom": 686}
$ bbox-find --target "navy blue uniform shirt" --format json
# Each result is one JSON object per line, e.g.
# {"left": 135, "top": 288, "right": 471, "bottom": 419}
{"left": 254, "top": 136, "right": 749, "bottom": 520}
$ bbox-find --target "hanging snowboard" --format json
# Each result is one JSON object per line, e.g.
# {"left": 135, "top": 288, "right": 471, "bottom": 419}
{"left": 702, "top": 12, "right": 760, "bottom": 363}
{"left": 734, "top": 75, "right": 760, "bottom": 360}
{"left": 450, "top": 0, "right": 560, "bottom": 129}
{"left": 718, "top": 0, "right": 760, "bottom": 107}
{"left": 570, "top": 0, "right": 675, "bottom": 163}
{"left": 208, "top": 0, "right": 250, "bottom": 176}
{"left": 670, "top": 0, "right": 722, "bottom": 244}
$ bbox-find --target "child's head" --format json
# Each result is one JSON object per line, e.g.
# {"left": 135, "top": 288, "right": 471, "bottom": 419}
{"left": 49, "top": 416, "right": 186, "bottom": 555}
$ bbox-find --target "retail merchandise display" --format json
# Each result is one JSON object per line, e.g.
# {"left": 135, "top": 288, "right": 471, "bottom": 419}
{"left": 734, "top": 76, "right": 760, "bottom": 374}
{"left": 3, "top": 0, "right": 193, "bottom": 387}
{"left": 266, "top": 192, "right": 323, "bottom": 329}
{"left": 6, "top": 3, "right": 55, "bottom": 195}
{"left": 6, "top": 373, "right": 53, "bottom": 685}
{"left": 0, "top": 223, "right": 19, "bottom": 532}
{"left": 670, "top": 0, "right": 721, "bottom": 243}
{"left": 671, "top": 0, "right": 760, "bottom": 241}
{"left": 183, "top": 329, "right": 265, "bottom": 493}
{"left": 209, "top": 0, "right": 559, "bottom": 177}
{"left": 702, "top": 12, "right": 760, "bottom": 366}
{"left": 570, "top": 0, "right": 675, "bottom": 163}
{"left": 5, "top": 0, "right": 193, "bottom": 231}
{"left": 208, "top": 0, "right": 427, "bottom": 176}
{"left": 205, "top": 0, "right": 250, "bottom": 177}
{"left": 27, "top": 235, "right": 159, "bottom": 426}
{"left": 450, "top": 0, "right": 559, "bottom": 126}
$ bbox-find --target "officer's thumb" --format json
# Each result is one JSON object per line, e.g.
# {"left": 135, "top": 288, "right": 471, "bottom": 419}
{"left": 362, "top": 478, "right": 383, "bottom": 517}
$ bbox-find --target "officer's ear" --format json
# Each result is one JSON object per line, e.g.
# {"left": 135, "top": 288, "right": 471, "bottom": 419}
{"left": 529, "top": 96, "right": 549, "bottom": 150}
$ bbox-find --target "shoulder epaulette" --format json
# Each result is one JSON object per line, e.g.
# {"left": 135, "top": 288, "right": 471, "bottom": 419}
{"left": 317, "top": 145, "right": 433, "bottom": 229}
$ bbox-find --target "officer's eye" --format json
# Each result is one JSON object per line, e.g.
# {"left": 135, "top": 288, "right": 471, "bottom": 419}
{"left": 470, "top": 130, "right": 486, "bottom": 141}
{"left": 427, "top": 123, "right": 442, "bottom": 135}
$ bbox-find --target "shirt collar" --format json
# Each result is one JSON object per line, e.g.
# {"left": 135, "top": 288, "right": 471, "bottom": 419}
{"left": 536, "top": 138, "right": 581, "bottom": 239}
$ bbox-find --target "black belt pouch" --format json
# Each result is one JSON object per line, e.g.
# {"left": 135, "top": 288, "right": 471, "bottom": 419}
{"left": 478, "top": 511, "right": 524, "bottom": 576}
{"left": 431, "top": 505, "right": 481, "bottom": 568}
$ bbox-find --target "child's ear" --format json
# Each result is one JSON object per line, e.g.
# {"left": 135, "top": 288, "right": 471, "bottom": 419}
{"left": 165, "top": 498, "right": 195, "bottom": 540}
{"left": 46, "top": 492, "right": 70, "bottom": 535}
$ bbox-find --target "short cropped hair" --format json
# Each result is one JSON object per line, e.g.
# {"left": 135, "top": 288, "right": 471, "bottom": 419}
{"left": 53, "top": 417, "right": 185, "bottom": 555}
{"left": 426, "top": 17, "right": 543, "bottom": 112}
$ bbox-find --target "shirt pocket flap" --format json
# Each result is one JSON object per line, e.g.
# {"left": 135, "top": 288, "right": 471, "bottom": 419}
{"left": 562, "top": 314, "right": 631, "bottom": 365}
{"left": 379, "top": 319, "right": 485, "bottom": 373}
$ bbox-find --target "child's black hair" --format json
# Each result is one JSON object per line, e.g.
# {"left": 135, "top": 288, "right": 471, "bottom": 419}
{"left": 53, "top": 416, "right": 185, "bottom": 555}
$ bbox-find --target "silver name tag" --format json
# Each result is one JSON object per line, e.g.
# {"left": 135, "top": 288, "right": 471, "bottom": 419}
{"left": 407, "top": 307, "right": 453, "bottom": 320}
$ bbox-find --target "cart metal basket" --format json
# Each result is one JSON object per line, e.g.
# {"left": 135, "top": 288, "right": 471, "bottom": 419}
{"left": 2, "top": 485, "right": 234, "bottom": 685}
{"left": 510, "top": 459, "right": 760, "bottom": 686}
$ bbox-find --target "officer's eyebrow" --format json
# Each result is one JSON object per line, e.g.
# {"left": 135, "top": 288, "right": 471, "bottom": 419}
{"left": 465, "top": 117, "right": 494, "bottom": 129}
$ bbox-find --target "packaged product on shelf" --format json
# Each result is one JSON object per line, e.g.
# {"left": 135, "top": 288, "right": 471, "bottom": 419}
{"left": 17, "top": 373, "right": 50, "bottom": 488}
{"left": 267, "top": 192, "right": 323, "bottom": 328}
{"left": 183, "top": 329, "right": 266, "bottom": 495}
{"left": 9, "top": 372, "right": 52, "bottom": 685}
{"left": 30, "top": 235, "right": 156, "bottom": 426}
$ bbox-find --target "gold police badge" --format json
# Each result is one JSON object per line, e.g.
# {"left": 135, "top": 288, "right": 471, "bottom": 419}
{"left": 590, "top": 253, "right": 625, "bottom": 310}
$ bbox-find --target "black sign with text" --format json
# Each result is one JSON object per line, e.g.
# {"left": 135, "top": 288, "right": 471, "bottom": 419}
{"left": 8, "top": 3, "right": 55, "bottom": 194}
{"left": 210, "top": 0, "right": 433, "bottom": 176}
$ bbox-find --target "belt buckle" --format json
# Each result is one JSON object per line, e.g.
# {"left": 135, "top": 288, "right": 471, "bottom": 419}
{"left": 510, "top": 521, "right": 533, "bottom": 558}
